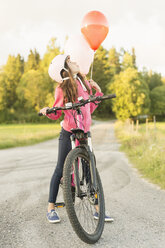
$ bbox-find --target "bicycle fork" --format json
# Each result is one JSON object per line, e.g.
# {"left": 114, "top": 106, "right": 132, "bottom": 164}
{"left": 70, "top": 132, "right": 98, "bottom": 197}
{"left": 87, "top": 132, "right": 98, "bottom": 192}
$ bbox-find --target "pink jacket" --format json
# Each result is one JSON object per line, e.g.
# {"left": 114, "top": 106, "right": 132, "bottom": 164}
{"left": 47, "top": 80, "right": 103, "bottom": 132}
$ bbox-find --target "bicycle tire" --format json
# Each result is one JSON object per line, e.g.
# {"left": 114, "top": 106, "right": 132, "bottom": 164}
{"left": 63, "top": 147, "right": 105, "bottom": 244}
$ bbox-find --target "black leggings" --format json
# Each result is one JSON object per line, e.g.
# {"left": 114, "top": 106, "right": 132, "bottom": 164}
{"left": 48, "top": 128, "right": 72, "bottom": 203}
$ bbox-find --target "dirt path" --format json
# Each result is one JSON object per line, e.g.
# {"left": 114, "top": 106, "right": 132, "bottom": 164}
{"left": 0, "top": 121, "right": 165, "bottom": 248}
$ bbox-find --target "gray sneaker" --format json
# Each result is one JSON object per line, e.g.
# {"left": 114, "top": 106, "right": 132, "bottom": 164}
{"left": 94, "top": 212, "right": 114, "bottom": 222}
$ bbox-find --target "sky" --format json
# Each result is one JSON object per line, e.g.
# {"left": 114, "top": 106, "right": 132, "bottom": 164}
{"left": 0, "top": 0, "right": 165, "bottom": 76}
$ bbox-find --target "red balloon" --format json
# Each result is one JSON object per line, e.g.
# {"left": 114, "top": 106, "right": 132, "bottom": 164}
{"left": 81, "top": 11, "right": 109, "bottom": 51}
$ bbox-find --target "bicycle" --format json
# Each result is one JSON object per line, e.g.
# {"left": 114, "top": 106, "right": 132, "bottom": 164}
{"left": 39, "top": 93, "right": 116, "bottom": 244}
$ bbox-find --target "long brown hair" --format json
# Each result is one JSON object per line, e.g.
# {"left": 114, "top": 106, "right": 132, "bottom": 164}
{"left": 60, "top": 60, "right": 90, "bottom": 104}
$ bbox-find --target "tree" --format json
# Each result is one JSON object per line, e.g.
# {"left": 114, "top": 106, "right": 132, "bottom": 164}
{"left": 140, "top": 69, "right": 164, "bottom": 92}
{"left": 122, "top": 49, "right": 136, "bottom": 70}
{"left": 40, "top": 38, "right": 60, "bottom": 72}
{"left": 109, "top": 67, "right": 150, "bottom": 120}
{"left": 24, "top": 49, "right": 40, "bottom": 72}
{"left": 16, "top": 70, "right": 55, "bottom": 112}
{"left": 2, "top": 54, "right": 24, "bottom": 110}
{"left": 131, "top": 47, "right": 136, "bottom": 68}
{"left": 92, "top": 46, "right": 110, "bottom": 92}
{"left": 0, "top": 72, "right": 6, "bottom": 111}
{"left": 150, "top": 85, "right": 165, "bottom": 115}
{"left": 162, "top": 77, "right": 165, "bottom": 84}
{"left": 108, "top": 47, "right": 121, "bottom": 76}
{"left": 148, "top": 71, "right": 163, "bottom": 91}
{"left": 89, "top": 46, "right": 112, "bottom": 116}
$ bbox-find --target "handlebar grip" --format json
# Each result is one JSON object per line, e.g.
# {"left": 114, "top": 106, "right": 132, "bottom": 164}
{"left": 101, "top": 94, "right": 116, "bottom": 100}
{"left": 46, "top": 108, "right": 53, "bottom": 114}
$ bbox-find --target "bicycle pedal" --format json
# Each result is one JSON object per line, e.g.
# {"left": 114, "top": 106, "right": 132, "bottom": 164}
{"left": 55, "top": 202, "right": 65, "bottom": 208}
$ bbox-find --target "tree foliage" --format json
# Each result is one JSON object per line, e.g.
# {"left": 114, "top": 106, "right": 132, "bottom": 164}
{"left": 110, "top": 67, "right": 150, "bottom": 120}
{"left": 90, "top": 46, "right": 113, "bottom": 116}
{"left": 40, "top": 38, "right": 60, "bottom": 72}
{"left": 1, "top": 55, "right": 24, "bottom": 110}
{"left": 148, "top": 71, "right": 163, "bottom": 90}
{"left": 0, "top": 37, "right": 164, "bottom": 123}
{"left": 0, "top": 72, "right": 6, "bottom": 111}
{"left": 122, "top": 49, "right": 136, "bottom": 70}
{"left": 108, "top": 47, "right": 121, "bottom": 76}
{"left": 24, "top": 49, "right": 40, "bottom": 72}
{"left": 150, "top": 85, "right": 165, "bottom": 115}
{"left": 140, "top": 69, "right": 163, "bottom": 90}
{"left": 16, "top": 70, "right": 55, "bottom": 112}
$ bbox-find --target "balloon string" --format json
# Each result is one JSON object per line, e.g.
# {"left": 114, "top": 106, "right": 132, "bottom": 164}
{"left": 90, "top": 51, "right": 95, "bottom": 79}
{"left": 90, "top": 60, "right": 94, "bottom": 79}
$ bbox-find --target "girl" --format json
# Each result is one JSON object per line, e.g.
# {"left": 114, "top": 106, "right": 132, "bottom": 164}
{"left": 40, "top": 54, "right": 114, "bottom": 223}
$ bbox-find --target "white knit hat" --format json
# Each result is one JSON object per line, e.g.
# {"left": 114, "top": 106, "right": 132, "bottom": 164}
{"left": 48, "top": 54, "right": 69, "bottom": 83}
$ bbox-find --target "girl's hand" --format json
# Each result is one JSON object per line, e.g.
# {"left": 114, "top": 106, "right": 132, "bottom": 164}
{"left": 39, "top": 107, "right": 50, "bottom": 116}
{"left": 89, "top": 79, "right": 102, "bottom": 93}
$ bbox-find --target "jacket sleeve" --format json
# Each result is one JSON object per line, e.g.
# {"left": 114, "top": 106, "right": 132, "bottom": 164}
{"left": 46, "top": 86, "right": 64, "bottom": 120}
{"left": 85, "top": 80, "right": 103, "bottom": 114}
{"left": 90, "top": 91, "right": 103, "bottom": 114}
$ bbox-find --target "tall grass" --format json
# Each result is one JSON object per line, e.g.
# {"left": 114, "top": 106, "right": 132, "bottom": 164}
{"left": 115, "top": 121, "right": 165, "bottom": 189}
{"left": 0, "top": 123, "right": 61, "bottom": 149}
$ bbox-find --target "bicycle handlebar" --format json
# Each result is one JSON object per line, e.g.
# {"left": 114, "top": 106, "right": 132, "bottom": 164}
{"left": 38, "top": 94, "right": 116, "bottom": 116}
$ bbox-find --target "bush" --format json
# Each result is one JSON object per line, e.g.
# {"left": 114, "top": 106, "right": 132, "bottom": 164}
{"left": 0, "top": 111, "right": 63, "bottom": 124}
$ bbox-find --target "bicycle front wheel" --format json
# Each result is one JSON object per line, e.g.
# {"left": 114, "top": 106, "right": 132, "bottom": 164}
{"left": 63, "top": 147, "right": 105, "bottom": 244}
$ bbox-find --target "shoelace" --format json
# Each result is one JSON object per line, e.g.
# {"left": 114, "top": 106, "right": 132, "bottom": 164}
{"left": 49, "top": 210, "right": 57, "bottom": 217}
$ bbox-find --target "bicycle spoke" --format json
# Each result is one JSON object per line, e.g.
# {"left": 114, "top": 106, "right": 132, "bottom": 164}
{"left": 82, "top": 200, "right": 95, "bottom": 232}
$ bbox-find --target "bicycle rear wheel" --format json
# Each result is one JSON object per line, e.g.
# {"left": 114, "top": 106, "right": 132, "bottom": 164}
{"left": 63, "top": 147, "right": 105, "bottom": 244}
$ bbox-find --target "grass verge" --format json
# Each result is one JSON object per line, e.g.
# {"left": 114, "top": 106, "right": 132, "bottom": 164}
{"left": 0, "top": 123, "right": 61, "bottom": 149}
{"left": 115, "top": 121, "right": 165, "bottom": 189}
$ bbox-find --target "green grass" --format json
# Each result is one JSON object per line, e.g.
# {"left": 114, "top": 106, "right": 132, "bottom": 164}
{"left": 115, "top": 121, "right": 165, "bottom": 189}
{"left": 0, "top": 123, "right": 61, "bottom": 149}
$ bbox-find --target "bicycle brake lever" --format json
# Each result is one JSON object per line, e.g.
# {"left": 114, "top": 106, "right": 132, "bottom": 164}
{"left": 46, "top": 108, "right": 57, "bottom": 115}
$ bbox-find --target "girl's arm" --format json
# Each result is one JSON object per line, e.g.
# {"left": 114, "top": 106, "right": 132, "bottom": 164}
{"left": 86, "top": 80, "right": 103, "bottom": 114}
{"left": 46, "top": 86, "right": 64, "bottom": 120}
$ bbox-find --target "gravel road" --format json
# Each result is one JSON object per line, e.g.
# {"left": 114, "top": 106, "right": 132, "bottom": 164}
{"left": 0, "top": 121, "right": 165, "bottom": 248}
